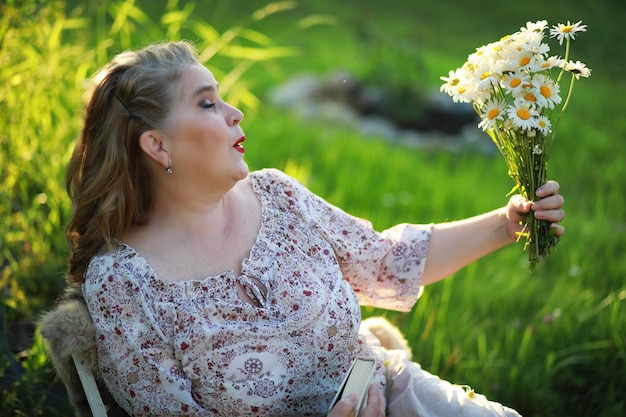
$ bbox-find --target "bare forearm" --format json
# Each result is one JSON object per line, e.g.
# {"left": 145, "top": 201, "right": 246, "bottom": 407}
{"left": 417, "top": 180, "right": 564, "bottom": 286}
{"left": 422, "top": 208, "right": 513, "bottom": 285}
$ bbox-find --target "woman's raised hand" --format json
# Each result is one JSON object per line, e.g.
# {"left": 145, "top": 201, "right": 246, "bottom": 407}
{"left": 504, "top": 180, "right": 565, "bottom": 240}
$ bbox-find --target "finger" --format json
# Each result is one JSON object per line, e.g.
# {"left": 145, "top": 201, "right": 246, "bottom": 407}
{"left": 536, "top": 180, "right": 560, "bottom": 198}
{"left": 360, "top": 384, "right": 385, "bottom": 417}
{"left": 550, "top": 223, "right": 566, "bottom": 237}
{"left": 532, "top": 194, "right": 564, "bottom": 211}
{"left": 375, "top": 385, "right": 386, "bottom": 416}
{"left": 328, "top": 394, "right": 357, "bottom": 417}
{"left": 509, "top": 194, "right": 532, "bottom": 216}
{"left": 533, "top": 207, "right": 565, "bottom": 223}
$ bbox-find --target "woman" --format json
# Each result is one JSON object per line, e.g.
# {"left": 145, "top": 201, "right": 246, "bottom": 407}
{"left": 66, "top": 41, "right": 565, "bottom": 417}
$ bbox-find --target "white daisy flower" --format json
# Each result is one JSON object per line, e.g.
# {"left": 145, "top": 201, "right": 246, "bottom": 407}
{"left": 440, "top": 69, "right": 460, "bottom": 93}
{"left": 508, "top": 48, "right": 540, "bottom": 71}
{"left": 488, "top": 40, "right": 513, "bottom": 65}
{"left": 472, "top": 42, "right": 500, "bottom": 62}
{"left": 524, "top": 56, "right": 547, "bottom": 74}
{"left": 507, "top": 101, "right": 538, "bottom": 131}
{"left": 478, "top": 97, "right": 508, "bottom": 131}
{"left": 522, "top": 39, "right": 550, "bottom": 56}
{"left": 564, "top": 60, "right": 592, "bottom": 79}
{"left": 549, "top": 20, "right": 587, "bottom": 45}
{"left": 491, "top": 53, "right": 515, "bottom": 75}
{"left": 468, "top": 46, "right": 500, "bottom": 79}
{"left": 515, "top": 29, "right": 549, "bottom": 55}
{"left": 518, "top": 85, "right": 541, "bottom": 109}
{"left": 521, "top": 20, "right": 548, "bottom": 34}
{"left": 536, "top": 115, "right": 552, "bottom": 135}
{"left": 440, "top": 69, "right": 467, "bottom": 101}
{"left": 532, "top": 74, "right": 562, "bottom": 109}
{"left": 536, "top": 55, "right": 565, "bottom": 72}
{"left": 501, "top": 71, "right": 530, "bottom": 96}
{"left": 475, "top": 69, "right": 500, "bottom": 92}
{"left": 470, "top": 86, "right": 494, "bottom": 106}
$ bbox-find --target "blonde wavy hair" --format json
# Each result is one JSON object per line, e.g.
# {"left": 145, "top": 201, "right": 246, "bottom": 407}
{"left": 65, "top": 41, "right": 199, "bottom": 284}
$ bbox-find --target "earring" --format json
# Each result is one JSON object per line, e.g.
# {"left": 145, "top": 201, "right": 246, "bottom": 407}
{"left": 166, "top": 159, "right": 173, "bottom": 174}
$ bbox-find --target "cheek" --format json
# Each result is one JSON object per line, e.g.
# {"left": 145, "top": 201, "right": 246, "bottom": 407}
{"left": 180, "top": 121, "right": 207, "bottom": 141}
{"left": 177, "top": 121, "right": 216, "bottom": 147}
{"left": 170, "top": 114, "right": 229, "bottom": 156}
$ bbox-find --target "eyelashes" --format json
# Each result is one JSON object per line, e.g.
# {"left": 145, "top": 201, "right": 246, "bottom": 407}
{"left": 200, "top": 99, "right": 217, "bottom": 110}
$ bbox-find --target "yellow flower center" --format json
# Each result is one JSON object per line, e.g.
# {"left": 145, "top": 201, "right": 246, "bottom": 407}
{"left": 487, "top": 108, "right": 500, "bottom": 120}
{"left": 517, "top": 108, "right": 531, "bottom": 120}
{"left": 480, "top": 71, "right": 491, "bottom": 81}
{"left": 520, "top": 56, "right": 531, "bottom": 66}
{"left": 510, "top": 78, "right": 521, "bottom": 88}
{"left": 539, "top": 120, "right": 547, "bottom": 128}
{"left": 458, "top": 86, "right": 467, "bottom": 94}
{"left": 540, "top": 85, "right": 552, "bottom": 98}
{"left": 562, "top": 25, "right": 573, "bottom": 33}
{"left": 524, "top": 93, "right": 537, "bottom": 102}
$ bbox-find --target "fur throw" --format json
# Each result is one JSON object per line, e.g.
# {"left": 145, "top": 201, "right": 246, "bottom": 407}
{"left": 39, "top": 285, "right": 129, "bottom": 417}
{"left": 360, "top": 316, "right": 413, "bottom": 360}
{"left": 39, "top": 286, "right": 411, "bottom": 416}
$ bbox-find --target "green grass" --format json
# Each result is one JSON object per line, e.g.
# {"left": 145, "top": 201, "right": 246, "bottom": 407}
{"left": 1, "top": 0, "right": 624, "bottom": 416}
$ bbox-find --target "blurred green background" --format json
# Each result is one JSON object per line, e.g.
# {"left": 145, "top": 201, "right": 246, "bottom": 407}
{"left": 1, "top": 0, "right": 624, "bottom": 416}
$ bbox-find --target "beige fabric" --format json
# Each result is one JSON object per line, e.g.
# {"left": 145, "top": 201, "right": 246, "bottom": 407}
{"left": 381, "top": 347, "right": 522, "bottom": 417}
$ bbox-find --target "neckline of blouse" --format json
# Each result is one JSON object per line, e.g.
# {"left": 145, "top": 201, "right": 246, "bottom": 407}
{"left": 114, "top": 172, "right": 273, "bottom": 289}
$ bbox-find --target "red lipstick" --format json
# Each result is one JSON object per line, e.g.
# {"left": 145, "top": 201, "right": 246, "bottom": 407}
{"left": 233, "top": 136, "right": 245, "bottom": 154}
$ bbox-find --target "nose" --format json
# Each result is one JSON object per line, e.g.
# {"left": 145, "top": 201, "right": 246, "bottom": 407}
{"left": 224, "top": 102, "right": 244, "bottom": 126}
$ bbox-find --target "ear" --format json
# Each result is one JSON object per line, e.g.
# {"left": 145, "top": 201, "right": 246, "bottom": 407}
{"left": 139, "top": 130, "right": 170, "bottom": 170}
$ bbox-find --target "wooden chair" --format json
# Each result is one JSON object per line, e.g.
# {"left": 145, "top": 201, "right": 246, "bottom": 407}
{"left": 39, "top": 287, "right": 128, "bottom": 417}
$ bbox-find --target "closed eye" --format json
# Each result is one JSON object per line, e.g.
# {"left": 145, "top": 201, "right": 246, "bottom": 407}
{"left": 200, "top": 99, "right": 216, "bottom": 109}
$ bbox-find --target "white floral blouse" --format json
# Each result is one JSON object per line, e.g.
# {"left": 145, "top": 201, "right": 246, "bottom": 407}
{"left": 83, "top": 169, "right": 432, "bottom": 416}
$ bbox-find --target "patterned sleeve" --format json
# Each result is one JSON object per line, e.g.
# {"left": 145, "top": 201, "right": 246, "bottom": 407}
{"left": 82, "top": 256, "right": 207, "bottom": 416}
{"left": 269, "top": 169, "right": 432, "bottom": 312}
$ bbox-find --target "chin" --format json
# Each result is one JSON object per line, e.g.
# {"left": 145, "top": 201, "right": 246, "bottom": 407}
{"left": 234, "top": 162, "right": 249, "bottom": 180}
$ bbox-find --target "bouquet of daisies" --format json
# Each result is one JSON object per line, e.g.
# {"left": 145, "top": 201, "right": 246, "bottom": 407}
{"left": 441, "top": 20, "right": 591, "bottom": 270}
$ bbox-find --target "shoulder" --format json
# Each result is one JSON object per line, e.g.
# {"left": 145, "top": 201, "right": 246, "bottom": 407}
{"left": 83, "top": 243, "right": 145, "bottom": 290}
{"left": 249, "top": 168, "right": 310, "bottom": 201}
{"left": 249, "top": 168, "right": 301, "bottom": 188}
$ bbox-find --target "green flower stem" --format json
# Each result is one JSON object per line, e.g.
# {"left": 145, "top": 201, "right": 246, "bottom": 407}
{"left": 556, "top": 38, "right": 571, "bottom": 84}
{"left": 485, "top": 124, "right": 559, "bottom": 271}
{"left": 548, "top": 73, "right": 576, "bottom": 154}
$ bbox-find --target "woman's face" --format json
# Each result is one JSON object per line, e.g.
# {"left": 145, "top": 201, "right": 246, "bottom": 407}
{"left": 165, "top": 64, "right": 247, "bottom": 192}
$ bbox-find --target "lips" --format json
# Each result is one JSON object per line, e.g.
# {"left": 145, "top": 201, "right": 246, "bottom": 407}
{"left": 233, "top": 136, "right": 245, "bottom": 154}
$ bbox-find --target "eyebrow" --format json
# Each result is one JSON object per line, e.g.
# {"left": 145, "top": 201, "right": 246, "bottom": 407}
{"left": 193, "top": 83, "right": 219, "bottom": 98}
